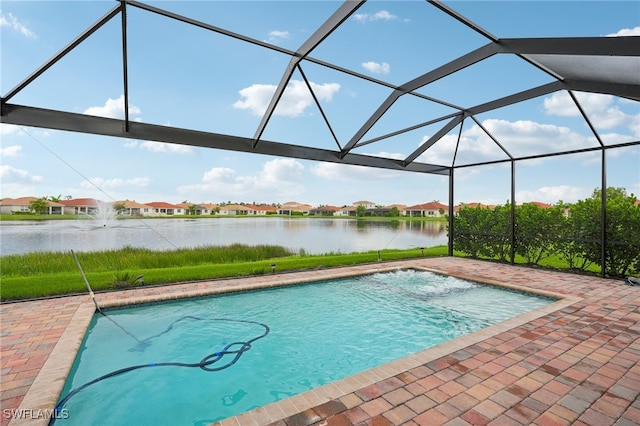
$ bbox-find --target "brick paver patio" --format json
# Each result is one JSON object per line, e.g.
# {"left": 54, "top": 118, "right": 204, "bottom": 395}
{"left": 1, "top": 257, "right": 638, "bottom": 425}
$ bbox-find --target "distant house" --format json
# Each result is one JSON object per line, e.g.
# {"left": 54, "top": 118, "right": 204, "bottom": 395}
{"left": 454, "top": 202, "right": 493, "bottom": 215}
{"left": 386, "top": 204, "right": 407, "bottom": 214}
{"left": 46, "top": 200, "right": 65, "bottom": 215}
{"left": 218, "top": 204, "right": 257, "bottom": 215}
{"left": 364, "top": 204, "right": 406, "bottom": 217}
{"left": 251, "top": 205, "right": 277, "bottom": 215}
{"left": 278, "top": 201, "right": 312, "bottom": 215}
{"left": 459, "top": 202, "right": 492, "bottom": 209}
{"left": 175, "top": 202, "right": 209, "bottom": 215}
{"left": 0, "top": 197, "right": 37, "bottom": 214}
{"left": 200, "top": 203, "right": 219, "bottom": 215}
{"left": 366, "top": 206, "right": 393, "bottom": 216}
{"left": 309, "top": 205, "right": 340, "bottom": 216}
{"left": 523, "top": 201, "right": 573, "bottom": 217}
{"left": 115, "top": 200, "right": 152, "bottom": 216}
{"left": 352, "top": 200, "right": 376, "bottom": 210}
{"left": 145, "top": 201, "right": 182, "bottom": 216}
{"left": 59, "top": 198, "right": 102, "bottom": 215}
{"left": 334, "top": 206, "right": 356, "bottom": 217}
{"left": 0, "top": 196, "right": 65, "bottom": 215}
{"left": 219, "top": 204, "right": 276, "bottom": 216}
{"left": 404, "top": 202, "right": 448, "bottom": 218}
{"left": 524, "top": 201, "right": 553, "bottom": 209}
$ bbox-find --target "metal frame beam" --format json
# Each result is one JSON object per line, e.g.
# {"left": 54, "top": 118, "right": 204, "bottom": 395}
{"left": 2, "top": 5, "right": 121, "bottom": 103}
{"left": 126, "top": 0, "right": 294, "bottom": 56}
{"left": 0, "top": 103, "right": 450, "bottom": 176}
{"left": 1, "top": 0, "right": 638, "bottom": 271}
{"left": 499, "top": 36, "right": 640, "bottom": 56}
{"left": 340, "top": 43, "right": 502, "bottom": 157}
{"left": 252, "top": 1, "right": 366, "bottom": 146}
{"left": 404, "top": 115, "right": 464, "bottom": 165}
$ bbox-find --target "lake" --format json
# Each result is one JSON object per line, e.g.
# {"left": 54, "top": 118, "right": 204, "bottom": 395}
{"left": 0, "top": 217, "right": 448, "bottom": 256}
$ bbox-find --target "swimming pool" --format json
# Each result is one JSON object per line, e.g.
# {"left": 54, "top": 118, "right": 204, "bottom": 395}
{"left": 53, "top": 269, "right": 554, "bottom": 425}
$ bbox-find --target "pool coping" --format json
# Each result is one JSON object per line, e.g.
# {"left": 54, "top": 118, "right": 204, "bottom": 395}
{"left": 9, "top": 262, "right": 579, "bottom": 426}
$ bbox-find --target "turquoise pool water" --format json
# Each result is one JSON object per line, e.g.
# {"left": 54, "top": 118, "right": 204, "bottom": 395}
{"left": 55, "top": 270, "right": 553, "bottom": 425}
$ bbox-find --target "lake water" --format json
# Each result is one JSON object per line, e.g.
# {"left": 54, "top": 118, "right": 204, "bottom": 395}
{"left": 0, "top": 217, "right": 448, "bottom": 255}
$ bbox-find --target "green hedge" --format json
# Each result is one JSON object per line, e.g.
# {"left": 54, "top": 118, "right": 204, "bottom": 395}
{"left": 452, "top": 187, "right": 639, "bottom": 277}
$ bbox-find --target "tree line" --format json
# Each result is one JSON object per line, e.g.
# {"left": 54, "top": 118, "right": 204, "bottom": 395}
{"left": 452, "top": 187, "right": 639, "bottom": 277}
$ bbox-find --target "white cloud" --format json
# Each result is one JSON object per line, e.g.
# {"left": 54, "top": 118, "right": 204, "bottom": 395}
{"left": 606, "top": 26, "right": 640, "bottom": 37}
{"left": 544, "top": 92, "right": 639, "bottom": 136}
{"left": 125, "top": 139, "right": 194, "bottom": 154}
{"left": 268, "top": 30, "right": 289, "bottom": 38}
{"left": 0, "top": 11, "right": 35, "bottom": 38}
{"left": 483, "top": 119, "right": 580, "bottom": 146}
{"left": 202, "top": 167, "right": 237, "bottom": 184}
{"left": 0, "top": 164, "right": 43, "bottom": 183}
{"left": 628, "top": 114, "right": 640, "bottom": 138}
{"left": 80, "top": 177, "right": 151, "bottom": 190}
{"left": 311, "top": 162, "right": 370, "bottom": 180}
{"left": 545, "top": 92, "right": 614, "bottom": 118}
{"left": 417, "top": 130, "right": 507, "bottom": 167}
{"left": 233, "top": 80, "right": 340, "bottom": 117}
{"left": 178, "top": 158, "right": 306, "bottom": 201}
{"left": 417, "top": 118, "right": 596, "bottom": 166}
{"left": 0, "top": 145, "right": 22, "bottom": 157}
{"left": 0, "top": 124, "right": 50, "bottom": 140}
{"left": 0, "top": 124, "right": 21, "bottom": 136}
{"left": 83, "top": 95, "right": 141, "bottom": 119}
{"left": 361, "top": 61, "right": 390, "bottom": 75}
{"left": 125, "top": 177, "right": 151, "bottom": 187}
{"left": 452, "top": 167, "right": 483, "bottom": 183}
{"left": 260, "top": 157, "right": 304, "bottom": 183}
{"left": 483, "top": 119, "right": 592, "bottom": 155}
{"left": 233, "top": 84, "right": 275, "bottom": 116}
{"left": 516, "top": 185, "right": 591, "bottom": 204}
{"left": 311, "top": 161, "right": 399, "bottom": 181}
{"left": 543, "top": 92, "right": 581, "bottom": 117}
{"left": 139, "top": 141, "right": 194, "bottom": 154}
{"left": 266, "top": 30, "right": 289, "bottom": 44}
{"left": 353, "top": 10, "right": 398, "bottom": 22}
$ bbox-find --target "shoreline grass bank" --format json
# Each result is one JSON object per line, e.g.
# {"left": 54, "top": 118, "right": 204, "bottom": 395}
{"left": 0, "top": 245, "right": 448, "bottom": 301}
{"left": 1, "top": 242, "right": 616, "bottom": 302}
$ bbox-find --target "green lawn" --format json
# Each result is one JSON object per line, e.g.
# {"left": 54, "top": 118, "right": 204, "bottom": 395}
{"left": 0, "top": 245, "right": 450, "bottom": 301}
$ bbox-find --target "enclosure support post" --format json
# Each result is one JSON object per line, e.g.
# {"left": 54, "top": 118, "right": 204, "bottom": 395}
{"left": 120, "top": 1, "right": 130, "bottom": 132}
{"left": 510, "top": 160, "right": 516, "bottom": 264}
{"left": 448, "top": 168, "right": 454, "bottom": 256}
{"left": 600, "top": 149, "right": 607, "bottom": 277}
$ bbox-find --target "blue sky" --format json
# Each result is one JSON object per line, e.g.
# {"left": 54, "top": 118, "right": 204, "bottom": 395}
{"left": 1, "top": 1, "right": 639, "bottom": 207}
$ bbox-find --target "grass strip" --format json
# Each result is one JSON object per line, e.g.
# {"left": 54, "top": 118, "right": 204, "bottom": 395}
{"left": 0, "top": 246, "right": 449, "bottom": 301}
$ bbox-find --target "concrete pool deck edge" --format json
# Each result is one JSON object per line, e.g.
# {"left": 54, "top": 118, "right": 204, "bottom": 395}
{"left": 211, "top": 266, "right": 580, "bottom": 426}
{"left": 0, "top": 257, "right": 640, "bottom": 426}
{"left": 5, "top": 261, "right": 576, "bottom": 425}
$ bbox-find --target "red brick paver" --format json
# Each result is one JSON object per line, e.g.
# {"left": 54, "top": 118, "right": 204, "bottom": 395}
{"left": 1, "top": 258, "right": 638, "bottom": 426}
